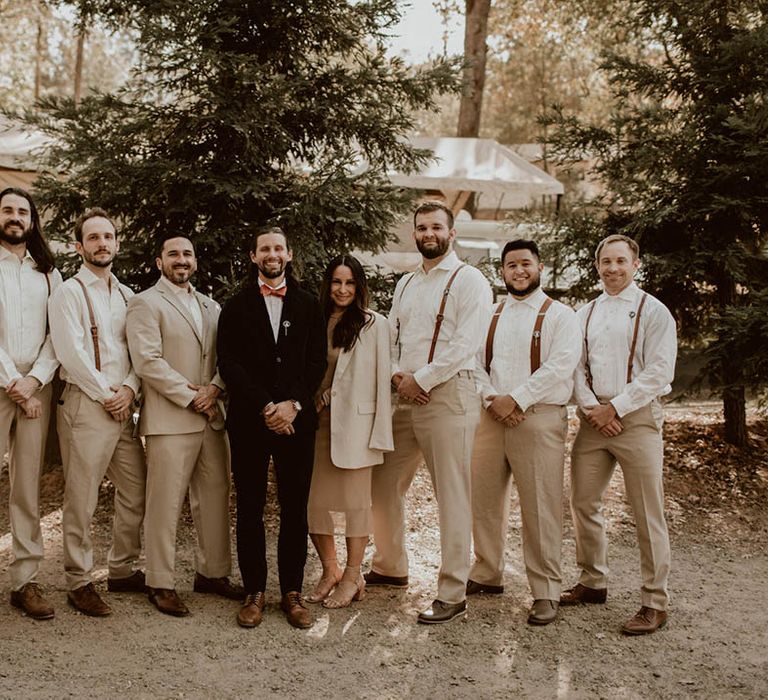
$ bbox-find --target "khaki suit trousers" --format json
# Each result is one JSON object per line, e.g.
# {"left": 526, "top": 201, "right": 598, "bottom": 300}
{"left": 470, "top": 405, "right": 568, "bottom": 600}
{"left": 144, "top": 426, "right": 232, "bottom": 589}
{"left": 371, "top": 373, "right": 480, "bottom": 604}
{"left": 0, "top": 384, "right": 52, "bottom": 590}
{"left": 58, "top": 383, "right": 146, "bottom": 590}
{"left": 570, "top": 401, "right": 671, "bottom": 610}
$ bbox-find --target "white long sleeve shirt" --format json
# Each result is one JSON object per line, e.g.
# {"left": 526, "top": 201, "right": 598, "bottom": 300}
{"left": 474, "top": 288, "right": 581, "bottom": 411}
{"left": 0, "top": 246, "right": 61, "bottom": 387}
{"left": 49, "top": 265, "right": 140, "bottom": 403}
{"left": 389, "top": 251, "right": 492, "bottom": 392}
{"left": 573, "top": 282, "right": 677, "bottom": 417}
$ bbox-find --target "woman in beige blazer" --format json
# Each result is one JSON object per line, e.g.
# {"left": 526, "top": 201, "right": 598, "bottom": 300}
{"left": 306, "top": 255, "right": 393, "bottom": 608}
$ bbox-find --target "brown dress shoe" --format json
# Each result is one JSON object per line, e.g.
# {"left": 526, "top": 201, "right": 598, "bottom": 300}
{"left": 528, "top": 599, "right": 559, "bottom": 626}
{"left": 68, "top": 583, "right": 112, "bottom": 617}
{"left": 417, "top": 599, "right": 467, "bottom": 624}
{"left": 10, "top": 582, "right": 55, "bottom": 620}
{"left": 363, "top": 570, "right": 408, "bottom": 588}
{"left": 622, "top": 606, "right": 667, "bottom": 635}
{"left": 280, "top": 591, "right": 313, "bottom": 629}
{"left": 466, "top": 579, "right": 504, "bottom": 595}
{"left": 193, "top": 573, "right": 245, "bottom": 601}
{"left": 108, "top": 570, "right": 147, "bottom": 593}
{"left": 559, "top": 583, "right": 607, "bottom": 605}
{"left": 148, "top": 588, "right": 190, "bottom": 617}
{"left": 237, "top": 592, "right": 266, "bottom": 628}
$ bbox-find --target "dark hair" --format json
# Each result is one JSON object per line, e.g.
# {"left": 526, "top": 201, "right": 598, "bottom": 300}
{"left": 0, "top": 187, "right": 55, "bottom": 274}
{"left": 73, "top": 207, "right": 117, "bottom": 242}
{"left": 155, "top": 233, "right": 194, "bottom": 258}
{"left": 501, "top": 238, "right": 540, "bottom": 264}
{"left": 413, "top": 200, "right": 454, "bottom": 229}
{"left": 320, "top": 255, "right": 372, "bottom": 352}
{"left": 248, "top": 224, "right": 293, "bottom": 283}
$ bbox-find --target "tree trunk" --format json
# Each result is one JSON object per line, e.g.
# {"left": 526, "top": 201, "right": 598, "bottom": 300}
{"left": 456, "top": 0, "right": 491, "bottom": 138}
{"left": 74, "top": 25, "right": 86, "bottom": 108}
{"left": 718, "top": 271, "right": 748, "bottom": 446}
{"left": 34, "top": 2, "right": 44, "bottom": 101}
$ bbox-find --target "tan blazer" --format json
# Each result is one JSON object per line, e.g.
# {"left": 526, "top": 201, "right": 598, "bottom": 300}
{"left": 126, "top": 279, "right": 225, "bottom": 436}
{"left": 327, "top": 311, "right": 393, "bottom": 468}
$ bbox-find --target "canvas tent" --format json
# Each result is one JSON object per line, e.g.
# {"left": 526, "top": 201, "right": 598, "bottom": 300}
{"left": 0, "top": 117, "right": 51, "bottom": 191}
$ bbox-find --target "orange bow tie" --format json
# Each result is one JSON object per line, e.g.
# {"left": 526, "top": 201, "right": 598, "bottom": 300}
{"left": 260, "top": 285, "right": 287, "bottom": 298}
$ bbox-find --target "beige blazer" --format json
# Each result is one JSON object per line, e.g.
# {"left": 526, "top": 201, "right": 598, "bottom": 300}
{"left": 126, "top": 279, "right": 225, "bottom": 436}
{"left": 327, "top": 311, "right": 393, "bottom": 468}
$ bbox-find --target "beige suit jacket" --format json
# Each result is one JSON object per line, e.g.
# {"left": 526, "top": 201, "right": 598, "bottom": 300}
{"left": 126, "top": 279, "right": 225, "bottom": 436}
{"left": 328, "top": 311, "right": 393, "bottom": 469}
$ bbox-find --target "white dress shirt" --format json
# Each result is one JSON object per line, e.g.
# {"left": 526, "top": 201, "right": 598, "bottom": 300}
{"left": 49, "top": 265, "right": 140, "bottom": 403}
{"left": 573, "top": 282, "right": 677, "bottom": 417}
{"left": 475, "top": 288, "right": 582, "bottom": 411}
{"left": 259, "top": 278, "right": 287, "bottom": 342}
{"left": 390, "top": 251, "right": 492, "bottom": 392}
{"left": 0, "top": 246, "right": 61, "bottom": 387}
{"left": 158, "top": 275, "right": 203, "bottom": 338}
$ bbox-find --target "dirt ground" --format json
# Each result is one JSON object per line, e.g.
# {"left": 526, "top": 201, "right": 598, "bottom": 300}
{"left": 0, "top": 404, "right": 766, "bottom": 699}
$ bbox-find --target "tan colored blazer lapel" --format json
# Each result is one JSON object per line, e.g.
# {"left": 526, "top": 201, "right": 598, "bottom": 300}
{"left": 156, "top": 281, "right": 203, "bottom": 346}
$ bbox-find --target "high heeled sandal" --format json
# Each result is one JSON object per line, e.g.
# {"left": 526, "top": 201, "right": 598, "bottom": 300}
{"left": 305, "top": 559, "right": 342, "bottom": 603}
{"left": 322, "top": 566, "right": 365, "bottom": 609}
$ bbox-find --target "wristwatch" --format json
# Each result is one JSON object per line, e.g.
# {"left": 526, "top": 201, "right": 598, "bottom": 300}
{"left": 290, "top": 399, "right": 302, "bottom": 412}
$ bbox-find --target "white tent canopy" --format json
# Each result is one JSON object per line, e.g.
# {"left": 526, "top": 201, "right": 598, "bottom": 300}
{"left": 0, "top": 117, "right": 50, "bottom": 172}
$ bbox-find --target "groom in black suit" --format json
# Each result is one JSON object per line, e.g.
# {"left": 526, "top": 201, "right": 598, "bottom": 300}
{"left": 217, "top": 226, "right": 326, "bottom": 629}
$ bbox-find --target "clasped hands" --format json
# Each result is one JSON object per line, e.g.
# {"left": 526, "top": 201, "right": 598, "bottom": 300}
{"left": 583, "top": 402, "right": 623, "bottom": 437}
{"left": 187, "top": 383, "right": 221, "bottom": 422}
{"left": 6, "top": 376, "right": 43, "bottom": 419}
{"left": 392, "top": 372, "right": 430, "bottom": 405}
{"left": 103, "top": 385, "right": 136, "bottom": 422}
{"left": 262, "top": 401, "right": 298, "bottom": 435}
{"left": 486, "top": 394, "right": 525, "bottom": 428}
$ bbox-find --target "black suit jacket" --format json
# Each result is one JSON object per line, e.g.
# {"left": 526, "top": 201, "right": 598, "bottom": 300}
{"left": 217, "top": 277, "right": 326, "bottom": 436}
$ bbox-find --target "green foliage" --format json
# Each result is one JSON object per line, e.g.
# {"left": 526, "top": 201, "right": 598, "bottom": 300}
{"left": 542, "top": 0, "right": 768, "bottom": 442}
{"left": 17, "top": 0, "right": 462, "bottom": 297}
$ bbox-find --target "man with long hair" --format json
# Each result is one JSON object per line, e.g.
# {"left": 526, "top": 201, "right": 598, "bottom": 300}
{"left": 0, "top": 186, "right": 61, "bottom": 619}
{"left": 218, "top": 226, "right": 326, "bottom": 629}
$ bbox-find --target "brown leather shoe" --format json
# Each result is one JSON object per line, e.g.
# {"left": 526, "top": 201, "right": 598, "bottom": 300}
{"left": 237, "top": 592, "right": 266, "bottom": 628}
{"left": 528, "top": 599, "right": 559, "bottom": 625}
{"left": 148, "top": 587, "right": 190, "bottom": 617}
{"left": 107, "top": 570, "right": 147, "bottom": 593}
{"left": 363, "top": 570, "right": 408, "bottom": 588}
{"left": 560, "top": 583, "right": 607, "bottom": 605}
{"left": 417, "top": 599, "right": 467, "bottom": 624}
{"left": 193, "top": 573, "right": 245, "bottom": 601}
{"left": 280, "top": 591, "right": 313, "bottom": 629}
{"left": 622, "top": 606, "right": 667, "bottom": 635}
{"left": 466, "top": 579, "right": 504, "bottom": 595}
{"left": 10, "top": 582, "right": 55, "bottom": 620}
{"left": 68, "top": 583, "right": 112, "bottom": 617}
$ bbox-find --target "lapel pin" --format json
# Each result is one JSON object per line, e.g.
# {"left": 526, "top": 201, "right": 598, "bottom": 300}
{"left": 283, "top": 320, "right": 291, "bottom": 337}
{"left": 629, "top": 311, "right": 636, "bottom": 318}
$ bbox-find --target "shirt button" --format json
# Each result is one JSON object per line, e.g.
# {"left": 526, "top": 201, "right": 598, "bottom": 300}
{"left": 276, "top": 357, "right": 282, "bottom": 363}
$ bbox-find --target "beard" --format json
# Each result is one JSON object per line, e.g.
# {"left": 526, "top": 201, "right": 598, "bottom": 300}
{"left": 506, "top": 276, "right": 541, "bottom": 297}
{"left": 162, "top": 262, "right": 194, "bottom": 284}
{"left": 0, "top": 220, "right": 32, "bottom": 245}
{"left": 84, "top": 250, "right": 114, "bottom": 268}
{"left": 416, "top": 237, "right": 450, "bottom": 260}
{"left": 257, "top": 260, "right": 288, "bottom": 279}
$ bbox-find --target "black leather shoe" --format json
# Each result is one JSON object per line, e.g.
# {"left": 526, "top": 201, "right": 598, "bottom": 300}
{"left": 466, "top": 579, "right": 504, "bottom": 595}
{"left": 560, "top": 583, "right": 607, "bottom": 606}
{"left": 108, "top": 570, "right": 147, "bottom": 593}
{"left": 417, "top": 599, "right": 467, "bottom": 624}
{"left": 528, "top": 599, "right": 559, "bottom": 625}
{"left": 363, "top": 570, "right": 408, "bottom": 588}
{"left": 193, "top": 573, "right": 244, "bottom": 600}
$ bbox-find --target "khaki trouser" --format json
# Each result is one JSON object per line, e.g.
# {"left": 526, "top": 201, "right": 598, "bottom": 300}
{"left": 470, "top": 405, "right": 568, "bottom": 601}
{"left": 0, "top": 384, "right": 52, "bottom": 590}
{"left": 58, "top": 383, "right": 146, "bottom": 590}
{"left": 570, "top": 401, "right": 671, "bottom": 610}
{"left": 144, "top": 427, "right": 232, "bottom": 590}
{"left": 371, "top": 372, "right": 480, "bottom": 604}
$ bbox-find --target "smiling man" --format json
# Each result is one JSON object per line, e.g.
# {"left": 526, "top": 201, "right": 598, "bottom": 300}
{"left": 49, "top": 208, "right": 147, "bottom": 617}
{"left": 562, "top": 234, "right": 677, "bottom": 636}
{"left": 126, "top": 235, "right": 241, "bottom": 617}
{"left": 468, "top": 239, "right": 580, "bottom": 626}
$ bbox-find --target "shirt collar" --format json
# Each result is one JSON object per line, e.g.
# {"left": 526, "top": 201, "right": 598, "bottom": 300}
{"left": 259, "top": 277, "right": 287, "bottom": 291}
{"left": 158, "top": 274, "right": 196, "bottom": 297}
{"left": 76, "top": 264, "right": 119, "bottom": 289}
{"left": 598, "top": 281, "right": 640, "bottom": 304}
{"left": 0, "top": 246, "right": 35, "bottom": 265}
{"left": 506, "top": 286, "right": 547, "bottom": 310}
{"left": 419, "top": 250, "right": 460, "bottom": 275}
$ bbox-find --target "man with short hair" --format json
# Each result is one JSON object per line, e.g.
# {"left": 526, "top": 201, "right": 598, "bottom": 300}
{"left": 0, "top": 187, "right": 61, "bottom": 620}
{"left": 562, "top": 233, "right": 676, "bottom": 635}
{"left": 366, "top": 200, "right": 492, "bottom": 624}
{"left": 127, "top": 235, "right": 241, "bottom": 617}
{"left": 468, "top": 239, "right": 581, "bottom": 625}
{"left": 49, "top": 207, "right": 147, "bottom": 616}
{"left": 217, "top": 226, "right": 326, "bottom": 630}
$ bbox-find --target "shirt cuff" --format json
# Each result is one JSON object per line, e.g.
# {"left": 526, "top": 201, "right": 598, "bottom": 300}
{"left": 609, "top": 393, "right": 633, "bottom": 418}
{"left": 510, "top": 386, "right": 534, "bottom": 413}
{"left": 412, "top": 367, "right": 435, "bottom": 393}
{"left": 25, "top": 370, "right": 47, "bottom": 390}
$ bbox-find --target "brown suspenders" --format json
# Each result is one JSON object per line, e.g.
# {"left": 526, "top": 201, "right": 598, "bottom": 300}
{"left": 395, "top": 264, "right": 467, "bottom": 364}
{"left": 74, "top": 277, "right": 128, "bottom": 372}
{"left": 484, "top": 296, "right": 554, "bottom": 374}
{"left": 584, "top": 292, "right": 648, "bottom": 393}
